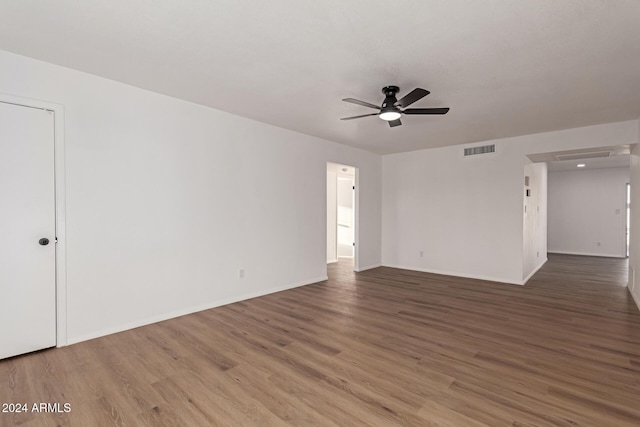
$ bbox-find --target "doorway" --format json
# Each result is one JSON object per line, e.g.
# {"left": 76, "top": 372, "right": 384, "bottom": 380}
{"left": 529, "top": 146, "right": 630, "bottom": 260}
{"left": 0, "top": 95, "right": 67, "bottom": 358}
{"left": 327, "top": 162, "right": 358, "bottom": 271}
{"left": 337, "top": 174, "right": 355, "bottom": 258}
{"left": 627, "top": 183, "right": 631, "bottom": 257}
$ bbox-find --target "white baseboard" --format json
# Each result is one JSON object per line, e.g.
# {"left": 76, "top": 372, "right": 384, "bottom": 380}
{"left": 522, "top": 258, "right": 548, "bottom": 285}
{"left": 355, "top": 263, "right": 382, "bottom": 272}
{"left": 66, "top": 275, "right": 328, "bottom": 346}
{"left": 382, "top": 264, "right": 521, "bottom": 285}
{"left": 547, "top": 250, "right": 626, "bottom": 259}
{"left": 327, "top": 258, "right": 338, "bottom": 264}
{"left": 629, "top": 287, "right": 640, "bottom": 312}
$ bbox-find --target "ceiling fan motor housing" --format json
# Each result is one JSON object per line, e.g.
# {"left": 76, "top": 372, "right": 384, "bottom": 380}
{"left": 381, "top": 86, "right": 400, "bottom": 109}
{"left": 382, "top": 86, "right": 400, "bottom": 96}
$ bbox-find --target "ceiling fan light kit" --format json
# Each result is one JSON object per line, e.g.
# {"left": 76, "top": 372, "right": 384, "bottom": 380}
{"left": 341, "top": 85, "right": 449, "bottom": 128}
{"left": 379, "top": 110, "right": 401, "bottom": 121}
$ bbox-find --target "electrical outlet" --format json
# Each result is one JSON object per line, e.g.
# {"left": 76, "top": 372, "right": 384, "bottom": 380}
{"left": 239, "top": 269, "right": 245, "bottom": 278}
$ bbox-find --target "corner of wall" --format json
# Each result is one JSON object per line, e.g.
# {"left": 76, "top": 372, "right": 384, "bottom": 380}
{"left": 522, "top": 160, "right": 547, "bottom": 282}
{"left": 629, "top": 124, "right": 640, "bottom": 311}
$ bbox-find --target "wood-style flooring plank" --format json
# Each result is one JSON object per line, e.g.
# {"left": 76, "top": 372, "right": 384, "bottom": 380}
{"left": 1, "top": 254, "right": 640, "bottom": 426}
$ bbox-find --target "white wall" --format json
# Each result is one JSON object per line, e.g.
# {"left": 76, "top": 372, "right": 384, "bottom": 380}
{"left": 523, "top": 162, "right": 548, "bottom": 281}
{"left": 383, "top": 146, "right": 524, "bottom": 284}
{"left": 0, "top": 50, "right": 382, "bottom": 344}
{"left": 548, "top": 167, "right": 629, "bottom": 258}
{"left": 382, "top": 120, "right": 638, "bottom": 285}
{"left": 629, "top": 135, "right": 640, "bottom": 310}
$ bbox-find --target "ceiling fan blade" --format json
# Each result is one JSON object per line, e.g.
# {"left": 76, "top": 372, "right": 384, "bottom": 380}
{"left": 388, "top": 119, "right": 402, "bottom": 127}
{"left": 403, "top": 108, "right": 450, "bottom": 115}
{"left": 340, "top": 113, "right": 378, "bottom": 121}
{"left": 342, "top": 98, "right": 380, "bottom": 110}
{"left": 396, "top": 88, "right": 430, "bottom": 108}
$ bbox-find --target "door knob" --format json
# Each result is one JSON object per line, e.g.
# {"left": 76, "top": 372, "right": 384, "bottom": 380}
{"left": 39, "top": 238, "right": 49, "bottom": 246}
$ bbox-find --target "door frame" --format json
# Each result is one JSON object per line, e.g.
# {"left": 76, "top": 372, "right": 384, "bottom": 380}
{"left": 626, "top": 182, "right": 631, "bottom": 258}
{"left": 326, "top": 162, "right": 359, "bottom": 272}
{"left": 353, "top": 166, "right": 360, "bottom": 271}
{"left": 336, "top": 173, "right": 355, "bottom": 259}
{"left": 1, "top": 93, "right": 67, "bottom": 347}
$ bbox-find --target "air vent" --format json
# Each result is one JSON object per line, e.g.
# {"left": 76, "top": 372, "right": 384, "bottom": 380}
{"left": 555, "top": 151, "right": 611, "bottom": 161}
{"left": 464, "top": 144, "right": 495, "bottom": 156}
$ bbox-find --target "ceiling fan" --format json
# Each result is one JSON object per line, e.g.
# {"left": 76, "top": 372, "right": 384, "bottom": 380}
{"left": 341, "top": 86, "right": 449, "bottom": 127}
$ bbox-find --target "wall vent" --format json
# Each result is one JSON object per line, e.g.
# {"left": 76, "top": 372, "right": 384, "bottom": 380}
{"left": 554, "top": 151, "right": 611, "bottom": 161}
{"left": 464, "top": 144, "right": 495, "bottom": 157}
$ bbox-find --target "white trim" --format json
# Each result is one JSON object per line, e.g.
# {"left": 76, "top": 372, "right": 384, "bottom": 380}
{"left": 382, "top": 263, "right": 522, "bottom": 285}
{"left": 625, "top": 182, "right": 630, "bottom": 258}
{"left": 353, "top": 167, "right": 360, "bottom": 272}
{"left": 547, "top": 250, "right": 627, "bottom": 258}
{"left": 333, "top": 169, "right": 338, "bottom": 266}
{"left": 67, "top": 275, "right": 329, "bottom": 345}
{"left": 327, "top": 258, "right": 338, "bottom": 264}
{"left": 629, "top": 287, "right": 640, "bottom": 312}
{"left": 355, "top": 263, "right": 382, "bottom": 272}
{"left": 522, "top": 258, "right": 548, "bottom": 285}
{"left": 0, "top": 93, "right": 67, "bottom": 347}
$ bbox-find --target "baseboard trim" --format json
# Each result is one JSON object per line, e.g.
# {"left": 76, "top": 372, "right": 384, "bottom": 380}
{"left": 548, "top": 250, "right": 626, "bottom": 259}
{"left": 66, "top": 275, "right": 328, "bottom": 346}
{"left": 522, "top": 258, "right": 548, "bottom": 285}
{"left": 355, "top": 263, "right": 382, "bottom": 272}
{"left": 327, "top": 258, "right": 338, "bottom": 264}
{"left": 629, "top": 287, "right": 640, "bottom": 312}
{"left": 382, "top": 264, "right": 521, "bottom": 285}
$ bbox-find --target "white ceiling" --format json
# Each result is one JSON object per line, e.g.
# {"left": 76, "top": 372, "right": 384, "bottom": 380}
{"left": 1, "top": 1, "right": 639, "bottom": 154}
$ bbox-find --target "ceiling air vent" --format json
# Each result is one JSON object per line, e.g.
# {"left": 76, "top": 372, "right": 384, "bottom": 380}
{"left": 464, "top": 144, "right": 495, "bottom": 157}
{"left": 554, "top": 151, "right": 611, "bottom": 161}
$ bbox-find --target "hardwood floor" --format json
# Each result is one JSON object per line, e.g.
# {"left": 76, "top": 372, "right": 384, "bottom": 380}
{"left": 1, "top": 254, "right": 640, "bottom": 426}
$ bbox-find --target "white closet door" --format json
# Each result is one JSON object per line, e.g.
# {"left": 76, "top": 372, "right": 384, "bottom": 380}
{"left": 0, "top": 101, "right": 56, "bottom": 359}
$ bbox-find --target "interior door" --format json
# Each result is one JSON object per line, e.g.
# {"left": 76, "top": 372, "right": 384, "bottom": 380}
{"left": 337, "top": 176, "right": 354, "bottom": 257}
{"left": 0, "top": 101, "right": 56, "bottom": 359}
